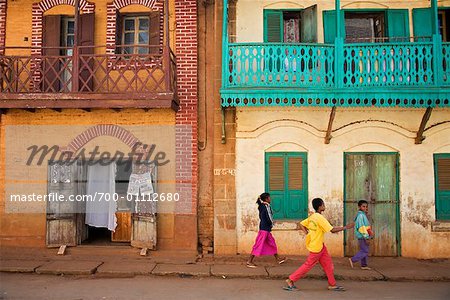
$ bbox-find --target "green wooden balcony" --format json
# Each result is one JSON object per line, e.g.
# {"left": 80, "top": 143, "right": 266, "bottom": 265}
{"left": 221, "top": 41, "right": 450, "bottom": 108}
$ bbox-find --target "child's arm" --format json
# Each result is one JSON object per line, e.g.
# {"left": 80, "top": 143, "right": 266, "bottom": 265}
{"left": 298, "top": 223, "right": 309, "bottom": 235}
{"left": 330, "top": 223, "right": 354, "bottom": 233}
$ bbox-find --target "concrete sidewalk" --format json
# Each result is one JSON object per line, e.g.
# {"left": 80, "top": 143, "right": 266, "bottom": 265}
{"left": 1, "top": 246, "right": 449, "bottom": 282}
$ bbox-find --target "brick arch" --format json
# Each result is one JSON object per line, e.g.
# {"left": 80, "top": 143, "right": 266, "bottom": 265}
{"left": 31, "top": 0, "right": 95, "bottom": 56}
{"left": 60, "top": 124, "right": 141, "bottom": 153}
{"left": 106, "top": 0, "right": 164, "bottom": 55}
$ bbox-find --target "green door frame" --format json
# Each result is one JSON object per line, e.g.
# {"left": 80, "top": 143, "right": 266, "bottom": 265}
{"left": 343, "top": 152, "right": 401, "bottom": 256}
{"left": 434, "top": 153, "right": 450, "bottom": 220}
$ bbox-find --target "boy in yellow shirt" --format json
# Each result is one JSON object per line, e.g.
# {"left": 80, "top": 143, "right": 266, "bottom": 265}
{"left": 284, "top": 198, "right": 354, "bottom": 292}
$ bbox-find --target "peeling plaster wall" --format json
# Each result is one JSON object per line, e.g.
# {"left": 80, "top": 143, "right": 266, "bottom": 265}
{"left": 235, "top": 107, "right": 450, "bottom": 258}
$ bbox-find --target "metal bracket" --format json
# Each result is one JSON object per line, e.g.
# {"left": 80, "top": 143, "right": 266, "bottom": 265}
{"left": 324, "top": 106, "right": 336, "bottom": 144}
{"left": 415, "top": 107, "right": 433, "bottom": 144}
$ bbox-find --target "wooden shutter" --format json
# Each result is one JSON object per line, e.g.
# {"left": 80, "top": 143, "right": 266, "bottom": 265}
{"left": 286, "top": 154, "right": 307, "bottom": 219}
{"left": 435, "top": 155, "right": 450, "bottom": 221}
{"left": 412, "top": 8, "right": 432, "bottom": 41}
{"left": 266, "top": 152, "right": 307, "bottom": 220}
{"left": 264, "top": 10, "right": 282, "bottom": 42}
{"left": 43, "top": 15, "right": 61, "bottom": 92}
{"left": 323, "top": 10, "right": 345, "bottom": 43}
{"left": 387, "top": 9, "right": 410, "bottom": 42}
{"left": 78, "top": 13, "right": 95, "bottom": 91}
{"left": 149, "top": 11, "right": 161, "bottom": 55}
{"left": 437, "top": 158, "right": 450, "bottom": 191}
{"left": 301, "top": 5, "right": 317, "bottom": 43}
{"left": 115, "top": 12, "right": 123, "bottom": 54}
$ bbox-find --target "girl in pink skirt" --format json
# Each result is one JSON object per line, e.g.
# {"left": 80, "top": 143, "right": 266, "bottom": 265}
{"left": 246, "top": 193, "right": 286, "bottom": 268}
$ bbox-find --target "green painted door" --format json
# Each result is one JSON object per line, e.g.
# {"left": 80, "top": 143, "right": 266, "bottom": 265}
{"left": 344, "top": 153, "right": 399, "bottom": 256}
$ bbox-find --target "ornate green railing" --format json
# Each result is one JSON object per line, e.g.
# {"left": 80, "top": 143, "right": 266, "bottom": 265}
{"left": 227, "top": 43, "right": 334, "bottom": 88}
{"left": 443, "top": 43, "right": 450, "bottom": 85}
{"left": 222, "top": 42, "right": 450, "bottom": 107}
{"left": 342, "top": 42, "right": 434, "bottom": 87}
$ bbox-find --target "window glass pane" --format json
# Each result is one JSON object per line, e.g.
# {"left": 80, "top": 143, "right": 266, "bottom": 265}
{"left": 138, "top": 47, "right": 149, "bottom": 54}
{"left": 67, "top": 21, "right": 75, "bottom": 34}
{"left": 124, "top": 19, "right": 135, "bottom": 31}
{"left": 138, "top": 32, "right": 149, "bottom": 44}
{"left": 66, "top": 35, "right": 74, "bottom": 47}
{"left": 139, "top": 18, "right": 149, "bottom": 31}
{"left": 346, "top": 18, "right": 374, "bottom": 42}
{"left": 123, "top": 46, "right": 133, "bottom": 54}
{"left": 124, "top": 32, "right": 134, "bottom": 45}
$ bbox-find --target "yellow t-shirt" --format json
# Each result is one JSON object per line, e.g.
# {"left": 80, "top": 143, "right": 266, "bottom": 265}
{"left": 300, "top": 213, "right": 333, "bottom": 253}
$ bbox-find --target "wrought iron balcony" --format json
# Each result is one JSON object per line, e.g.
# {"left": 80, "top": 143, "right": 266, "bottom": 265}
{"left": 0, "top": 45, "right": 178, "bottom": 110}
{"left": 221, "top": 40, "right": 450, "bottom": 108}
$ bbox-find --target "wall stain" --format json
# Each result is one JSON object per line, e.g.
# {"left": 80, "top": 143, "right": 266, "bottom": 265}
{"left": 241, "top": 214, "right": 259, "bottom": 233}
{"left": 405, "top": 196, "right": 432, "bottom": 228}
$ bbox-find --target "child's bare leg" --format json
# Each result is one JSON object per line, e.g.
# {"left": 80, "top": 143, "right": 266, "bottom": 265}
{"left": 247, "top": 254, "right": 255, "bottom": 264}
{"left": 274, "top": 253, "right": 286, "bottom": 264}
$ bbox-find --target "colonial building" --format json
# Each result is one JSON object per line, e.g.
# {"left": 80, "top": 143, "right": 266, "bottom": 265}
{"left": 0, "top": 0, "right": 198, "bottom": 252}
{"left": 200, "top": 0, "right": 450, "bottom": 259}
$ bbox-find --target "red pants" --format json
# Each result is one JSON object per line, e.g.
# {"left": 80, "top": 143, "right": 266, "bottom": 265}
{"left": 289, "top": 245, "right": 336, "bottom": 286}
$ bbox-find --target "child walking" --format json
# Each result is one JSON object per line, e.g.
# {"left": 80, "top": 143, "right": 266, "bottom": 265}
{"left": 246, "top": 193, "right": 286, "bottom": 268}
{"left": 349, "top": 200, "right": 374, "bottom": 270}
{"left": 284, "top": 198, "right": 354, "bottom": 292}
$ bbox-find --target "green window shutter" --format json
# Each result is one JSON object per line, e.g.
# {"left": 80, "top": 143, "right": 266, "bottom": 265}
{"left": 286, "top": 154, "right": 308, "bottom": 219}
{"left": 386, "top": 9, "right": 410, "bottom": 42}
{"left": 265, "top": 152, "right": 308, "bottom": 220}
{"left": 264, "top": 10, "right": 283, "bottom": 42}
{"left": 266, "top": 153, "right": 285, "bottom": 219}
{"left": 412, "top": 8, "right": 432, "bottom": 41}
{"left": 323, "top": 10, "right": 345, "bottom": 43}
{"left": 435, "top": 154, "right": 450, "bottom": 220}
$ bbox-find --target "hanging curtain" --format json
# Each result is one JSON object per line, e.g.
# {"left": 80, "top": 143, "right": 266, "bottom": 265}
{"left": 85, "top": 163, "right": 117, "bottom": 231}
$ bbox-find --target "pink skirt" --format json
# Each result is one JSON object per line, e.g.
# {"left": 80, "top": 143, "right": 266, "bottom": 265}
{"left": 251, "top": 230, "right": 278, "bottom": 256}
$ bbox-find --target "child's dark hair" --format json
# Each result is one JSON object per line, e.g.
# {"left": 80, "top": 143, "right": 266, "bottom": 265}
{"left": 358, "top": 200, "right": 368, "bottom": 207}
{"left": 312, "top": 198, "right": 324, "bottom": 212}
{"left": 257, "top": 192, "right": 270, "bottom": 203}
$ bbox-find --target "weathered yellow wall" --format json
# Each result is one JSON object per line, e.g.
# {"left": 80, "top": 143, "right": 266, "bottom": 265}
{"left": 236, "top": 0, "right": 450, "bottom": 43}
{"left": 0, "top": 109, "right": 178, "bottom": 248}
{"left": 235, "top": 107, "right": 450, "bottom": 258}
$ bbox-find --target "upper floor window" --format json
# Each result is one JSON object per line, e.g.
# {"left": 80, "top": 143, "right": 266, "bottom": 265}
{"left": 263, "top": 5, "right": 317, "bottom": 43}
{"left": 345, "top": 12, "right": 385, "bottom": 43}
{"left": 323, "top": 9, "right": 409, "bottom": 43}
{"left": 116, "top": 12, "right": 160, "bottom": 55}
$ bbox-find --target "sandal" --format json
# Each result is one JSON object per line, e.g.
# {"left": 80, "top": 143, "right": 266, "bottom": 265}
{"left": 328, "top": 285, "right": 346, "bottom": 292}
{"left": 246, "top": 262, "right": 257, "bottom": 268}
{"left": 278, "top": 257, "right": 287, "bottom": 265}
{"left": 282, "top": 279, "right": 298, "bottom": 291}
{"left": 361, "top": 266, "right": 372, "bottom": 270}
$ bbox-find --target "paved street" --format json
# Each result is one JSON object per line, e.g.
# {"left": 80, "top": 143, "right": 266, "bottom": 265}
{"left": 1, "top": 273, "right": 449, "bottom": 300}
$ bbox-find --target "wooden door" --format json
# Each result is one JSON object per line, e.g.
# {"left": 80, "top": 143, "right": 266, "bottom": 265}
{"left": 131, "top": 163, "right": 157, "bottom": 249}
{"left": 344, "top": 153, "right": 399, "bottom": 256}
{"left": 301, "top": 5, "right": 317, "bottom": 43}
{"left": 47, "top": 162, "right": 78, "bottom": 247}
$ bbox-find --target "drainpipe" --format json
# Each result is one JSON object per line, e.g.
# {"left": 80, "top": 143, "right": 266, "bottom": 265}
{"left": 431, "top": 0, "right": 443, "bottom": 87}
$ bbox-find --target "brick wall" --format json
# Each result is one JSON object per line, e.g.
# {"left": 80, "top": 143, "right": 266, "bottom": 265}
{"left": 106, "top": 0, "right": 164, "bottom": 55}
{"left": 174, "top": 0, "right": 198, "bottom": 217}
{"left": 0, "top": 0, "right": 6, "bottom": 55}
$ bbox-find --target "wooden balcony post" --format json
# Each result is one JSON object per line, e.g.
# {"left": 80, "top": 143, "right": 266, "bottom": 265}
{"left": 72, "top": 0, "right": 80, "bottom": 92}
{"left": 222, "top": 0, "right": 229, "bottom": 89}
{"left": 431, "top": 0, "right": 443, "bottom": 86}
{"left": 334, "top": 0, "right": 344, "bottom": 89}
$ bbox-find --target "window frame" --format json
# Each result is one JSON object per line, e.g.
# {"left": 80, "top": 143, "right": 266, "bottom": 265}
{"left": 434, "top": 153, "right": 450, "bottom": 221}
{"left": 120, "top": 14, "right": 151, "bottom": 55}
{"left": 344, "top": 10, "right": 386, "bottom": 43}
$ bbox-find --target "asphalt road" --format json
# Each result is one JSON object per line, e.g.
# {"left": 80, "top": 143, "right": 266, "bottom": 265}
{"left": 1, "top": 273, "right": 449, "bottom": 300}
